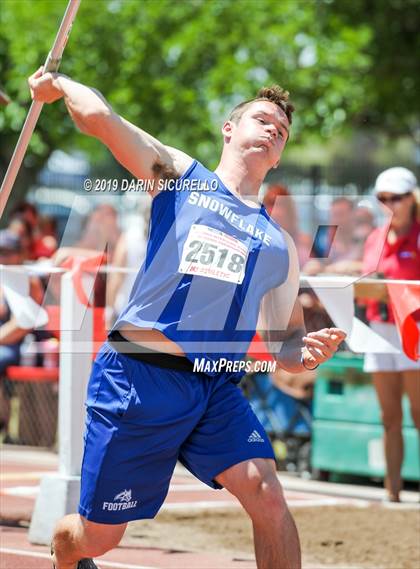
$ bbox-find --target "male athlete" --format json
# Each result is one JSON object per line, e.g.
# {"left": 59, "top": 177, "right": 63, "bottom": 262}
{"left": 29, "top": 66, "right": 346, "bottom": 569}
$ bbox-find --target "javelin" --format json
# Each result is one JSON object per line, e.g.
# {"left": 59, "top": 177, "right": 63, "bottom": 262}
{"left": 0, "top": 0, "right": 81, "bottom": 219}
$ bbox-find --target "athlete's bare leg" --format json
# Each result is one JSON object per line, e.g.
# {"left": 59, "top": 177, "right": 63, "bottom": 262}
{"left": 372, "top": 372, "right": 403, "bottom": 500}
{"left": 52, "top": 514, "right": 126, "bottom": 569}
{"left": 403, "top": 370, "right": 420, "bottom": 430}
{"left": 216, "top": 458, "right": 301, "bottom": 569}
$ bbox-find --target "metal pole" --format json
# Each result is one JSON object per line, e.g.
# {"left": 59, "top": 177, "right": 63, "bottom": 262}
{"left": 0, "top": 0, "right": 81, "bottom": 219}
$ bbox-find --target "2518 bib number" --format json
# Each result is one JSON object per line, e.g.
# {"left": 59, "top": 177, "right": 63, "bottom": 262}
{"left": 179, "top": 225, "right": 249, "bottom": 284}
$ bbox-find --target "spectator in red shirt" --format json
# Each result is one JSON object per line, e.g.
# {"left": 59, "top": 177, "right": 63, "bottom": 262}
{"left": 9, "top": 202, "right": 58, "bottom": 260}
{"left": 362, "top": 167, "right": 420, "bottom": 502}
{"left": 33, "top": 215, "right": 58, "bottom": 259}
{"left": 9, "top": 202, "right": 39, "bottom": 260}
{"left": 0, "top": 230, "right": 44, "bottom": 438}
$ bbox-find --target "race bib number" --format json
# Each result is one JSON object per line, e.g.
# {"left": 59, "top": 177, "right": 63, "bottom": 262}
{"left": 179, "top": 224, "right": 249, "bottom": 284}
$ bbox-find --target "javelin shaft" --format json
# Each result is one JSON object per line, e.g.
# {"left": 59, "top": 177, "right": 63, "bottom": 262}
{"left": 0, "top": 0, "right": 81, "bottom": 219}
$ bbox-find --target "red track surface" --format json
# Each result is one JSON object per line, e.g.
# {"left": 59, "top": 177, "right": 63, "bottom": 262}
{"left": 0, "top": 446, "right": 386, "bottom": 569}
{"left": 0, "top": 450, "right": 254, "bottom": 569}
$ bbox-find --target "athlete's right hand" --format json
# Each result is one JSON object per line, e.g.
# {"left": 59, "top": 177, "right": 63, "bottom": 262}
{"left": 28, "top": 66, "right": 63, "bottom": 104}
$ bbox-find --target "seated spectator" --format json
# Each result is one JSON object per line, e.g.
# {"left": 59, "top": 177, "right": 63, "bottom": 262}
{"left": 9, "top": 201, "right": 58, "bottom": 261}
{"left": 7, "top": 214, "right": 34, "bottom": 261}
{"left": 9, "top": 202, "right": 39, "bottom": 260}
{"left": 0, "top": 230, "right": 44, "bottom": 437}
{"left": 9, "top": 201, "right": 38, "bottom": 231}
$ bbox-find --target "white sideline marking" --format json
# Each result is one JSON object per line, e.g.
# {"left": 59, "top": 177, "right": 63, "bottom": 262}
{"left": 0, "top": 548, "right": 154, "bottom": 569}
{"left": 2, "top": 482, "right": 224, "bottom": 494}
{"left": 0, "top": 483, "right": 206, "bottom": 496}
{"left": 161, "top": 497, "right": 370, "bottom": 511}
{"left": 1, "top": 483, "right": 216, "bottom": 498}
{"left": 287, "top": 498, "right": 370, "bottom": 508}
{"left": 278, "top": 473, "right": 420, "bottom": 504}
{"left": 0, "top": 471, "right": 51, "bottom": 481}
{"left": 1, "top": 485, "right": 39, "bottom": 497}
{"left": 169, "top": 483, "right": 211, "bottom": 491}
{"left": 162, "top": 500, "right": 240, "bottom": 511}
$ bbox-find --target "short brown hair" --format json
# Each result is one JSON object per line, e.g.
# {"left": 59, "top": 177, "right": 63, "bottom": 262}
{"left": 229, "top": 85, "right": 294, "bottom": 125}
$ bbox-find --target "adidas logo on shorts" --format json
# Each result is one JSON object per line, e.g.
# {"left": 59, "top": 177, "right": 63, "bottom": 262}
{"left": 247, "top": 430, "right": 264, "bottom": 443}
{"left": 102, "top": 489, "right": 138, "bottom": 511}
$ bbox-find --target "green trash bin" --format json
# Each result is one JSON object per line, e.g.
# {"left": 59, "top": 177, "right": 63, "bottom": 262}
{"left": 311, "top": 352, "right": 419, "bottom": 480}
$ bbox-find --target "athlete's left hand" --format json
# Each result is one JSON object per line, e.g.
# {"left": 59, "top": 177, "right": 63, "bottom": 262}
{"left": 302, "top": 327, "right": 347, "bottom": 368}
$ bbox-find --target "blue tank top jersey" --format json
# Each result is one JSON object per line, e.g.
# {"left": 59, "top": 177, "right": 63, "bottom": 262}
{"left": 113, "top": 160, "right": 289, "bottom": 379}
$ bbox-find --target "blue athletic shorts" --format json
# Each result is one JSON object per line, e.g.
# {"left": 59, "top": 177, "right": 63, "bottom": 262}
{"left": 78, "top": 343, "right": 275, "bottom": 524}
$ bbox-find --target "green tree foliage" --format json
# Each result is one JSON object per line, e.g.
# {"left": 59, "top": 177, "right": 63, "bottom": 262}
{"left": 332, "top": 0, "right": 420, "bottom": 135}
{"left": 0, "top": 0, "right": 418, "bottom": 179}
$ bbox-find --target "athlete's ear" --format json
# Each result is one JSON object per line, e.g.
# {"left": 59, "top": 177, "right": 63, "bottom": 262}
{"left": 221, "top": 120, "right": 234, "bottom": 141}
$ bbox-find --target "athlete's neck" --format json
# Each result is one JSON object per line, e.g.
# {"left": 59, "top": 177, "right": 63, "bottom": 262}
{"left": 214, "top": 155, "right": 266, "bottom": 208}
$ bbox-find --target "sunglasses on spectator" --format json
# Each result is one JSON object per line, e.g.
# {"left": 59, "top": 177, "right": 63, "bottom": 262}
{"left": 377, "top": 192, "right": 411, "bottom": 204}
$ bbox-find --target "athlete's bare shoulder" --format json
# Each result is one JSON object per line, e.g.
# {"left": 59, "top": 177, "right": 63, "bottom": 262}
{"left": 147, "top": 145, "right": 195, "bottom": 197}
{"left": 164, "top": 145, "right": 195, "bottom": 178}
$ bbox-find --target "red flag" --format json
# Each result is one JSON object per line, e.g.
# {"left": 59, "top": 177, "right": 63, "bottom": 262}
{"left": 387, "top": 283, "right": 420, "bottom": 361}
{"left": 60, "top": 253, "right": 106, "bottom": 307}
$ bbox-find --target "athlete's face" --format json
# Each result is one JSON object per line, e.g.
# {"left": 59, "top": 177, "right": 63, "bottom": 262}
{"left": 222, "top": 101, "right": 290, "bottom": 169}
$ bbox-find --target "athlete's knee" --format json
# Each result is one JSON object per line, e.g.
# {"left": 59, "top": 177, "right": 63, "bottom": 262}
{"left": 78, "top": 518, "right": 127, "bottom": 558}
{"left": 52, "top": 514, "right": 79, "bottom": 549}
{"left": 52, "top": 515, "right": 82, "bottom": 568}
{"left": 53, "top": 514, "right": 126, "bottom": 561}
{"left": 243, "top": 463, "right": 286, "bottom": 519}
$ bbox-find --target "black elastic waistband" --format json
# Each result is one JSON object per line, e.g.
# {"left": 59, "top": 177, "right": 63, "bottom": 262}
{"left": 107, "top": 330, "right": 196, "bottom": 372}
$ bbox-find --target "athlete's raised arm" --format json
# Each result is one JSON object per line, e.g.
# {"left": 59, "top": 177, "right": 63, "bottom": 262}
{"left": 28, "top": 68, "right": 193, "bottom": 193}
{"left": 260, "top": 231, "right": 346, "bottom": 372}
